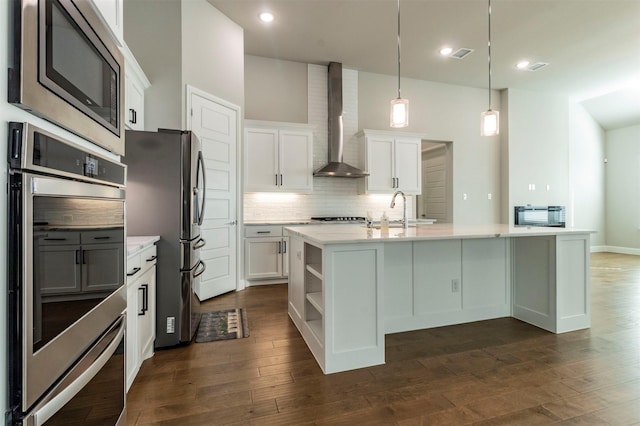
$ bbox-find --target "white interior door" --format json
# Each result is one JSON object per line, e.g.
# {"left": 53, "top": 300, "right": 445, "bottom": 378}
{"left": 188, "top": 88, "right": 239, "bottom": 300}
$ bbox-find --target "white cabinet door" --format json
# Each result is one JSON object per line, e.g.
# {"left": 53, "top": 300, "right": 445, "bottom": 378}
{"left": 245, "top": 122, "right": 314, "bottom": 193}
{"left": 360, "top": 131, "right": 422, "bottom": 195}
{"left": 366, "top": 136, "right": 395, "bottom": 192}
{"left": 245, "top": 236, "right": 283, "bottom": 279}
{"left": 89, "top": 0, "right": 123, "bottom": 45}
{"left": 126, "top": 265, "right": 140, "bottom": 391}
{"left": 123, "top": 43, "right": 150, "bottom": 131}
{"left": 245, "top": 128, "right": 279, "bottom": 192}
{"left": 136, "top": 266, "right": 156, "bottom": 362}
{"left": 279, "top": 130, "right": 313, "bottom": 192}
{"left": 395, "top": 138, "right": 422, "bottom": 194}
{"left": 125, "top": 74, "right": 145, "bottom": 130}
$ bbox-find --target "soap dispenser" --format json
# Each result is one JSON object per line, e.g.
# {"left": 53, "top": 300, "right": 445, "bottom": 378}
{"left": 380, "top": 211, "right": 389, "bottom": 231}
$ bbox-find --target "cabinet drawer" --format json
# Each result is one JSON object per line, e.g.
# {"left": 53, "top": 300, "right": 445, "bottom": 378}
{"left": 36, "top": 231, "right": 81, "bottom": 245}
{"left": 245, "top": 225, "right": 283, "bottom": 238}
{"left": 126, "top": 253, "right": 142, "bottom": 285}
{"left": 81, "top": 229, "right": 124, "bottom": 244}
{"left": 140, "top": 245, "right": 157, "bottom": 272}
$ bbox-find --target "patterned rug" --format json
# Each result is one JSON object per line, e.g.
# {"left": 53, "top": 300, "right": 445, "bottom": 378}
{"left": 195, "top": 308, "right": 249, "bottom": 343}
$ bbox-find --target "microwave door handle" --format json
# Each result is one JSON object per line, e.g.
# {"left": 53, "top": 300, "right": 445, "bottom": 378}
{"left": 31, "top": 320, "right": 125, "bottom": 426}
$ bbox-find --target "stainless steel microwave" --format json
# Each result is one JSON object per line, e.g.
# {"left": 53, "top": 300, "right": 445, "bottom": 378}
{"left": 514, "top": 205, "right": 566, "bottom": 228}
{"left": 8, "top": 0, "right": 125, "bottom": 155}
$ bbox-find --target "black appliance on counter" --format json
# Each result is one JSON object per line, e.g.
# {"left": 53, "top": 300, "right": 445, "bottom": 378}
{"left": 7, "top": 122, "right": 127, "bottom": 425}
{"left": 514, "top": 205, "right": 566, "bottom": 228}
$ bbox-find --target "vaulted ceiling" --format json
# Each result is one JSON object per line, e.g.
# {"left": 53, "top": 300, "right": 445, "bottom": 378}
{"left": 209, "top": 0, "right": 640, "bottom": 130}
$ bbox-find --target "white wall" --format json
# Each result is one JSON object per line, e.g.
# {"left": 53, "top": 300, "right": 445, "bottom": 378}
{"left": 124, "top": 0, "right": 183, "bottom": 131}
{"left": 181, "top": 0, "right": 244, "bottom": 117}
{"left": 244, "top": 56, "right": 307, "bottom": 123}
{"left": 569, "top": 103, "right": 606, "bottom": 247}
{"left": 605, "top": 124, "right": 640, "bottom": 252}
{"left": 503, "top": 89, "right": 571, "bottom": 223}
{"left": 125, "top": 0, "right": 244, "bottom": 131}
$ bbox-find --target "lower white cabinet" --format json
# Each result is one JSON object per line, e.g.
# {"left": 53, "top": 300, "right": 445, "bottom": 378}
{"left": 126, "top": 242, "right": 157, "bottom": 391}
{"left": 244, "top": 225, "right": 289, "bottom": 283}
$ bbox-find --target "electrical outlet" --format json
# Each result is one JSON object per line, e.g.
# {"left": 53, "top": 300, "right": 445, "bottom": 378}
{"left": 166, "top": 316, "right": 175, "bottom": 333}
{"left": 451, "top": 279, "right": 460, "bottom": 293}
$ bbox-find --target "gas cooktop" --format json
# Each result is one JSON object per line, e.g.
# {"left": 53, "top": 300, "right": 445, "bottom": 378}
{"left": 311, "top": 216, "right": 366, "bottom": 222}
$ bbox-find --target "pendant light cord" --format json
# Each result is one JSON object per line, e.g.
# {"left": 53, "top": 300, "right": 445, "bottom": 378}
{"left": 487, "top": 0, "right": 492, "bottom": 109}
{"left": 397, "top": 0, "right": 401, "bottom": 99}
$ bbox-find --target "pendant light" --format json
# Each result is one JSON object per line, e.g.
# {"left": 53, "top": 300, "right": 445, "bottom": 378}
{"left": 390, "top": 0, "right": 408, "bottom": 128}
{"left": 481, "top": 0, "right": 499, "bottom": 136}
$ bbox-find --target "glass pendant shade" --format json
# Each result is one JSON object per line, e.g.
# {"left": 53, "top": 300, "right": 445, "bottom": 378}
{"left": 481, "top": 109, "right": 499, "bottom": 136}
{"left": 390, "top": 98, "right": 409, "bottom": 128}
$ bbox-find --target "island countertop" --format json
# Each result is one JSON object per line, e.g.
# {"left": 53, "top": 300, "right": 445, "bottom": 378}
{"left": 284, "top": 223, "right": 594, "bottom": 246}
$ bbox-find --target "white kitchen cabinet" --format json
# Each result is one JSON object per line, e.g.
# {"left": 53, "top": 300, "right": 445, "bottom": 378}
{"left": 244, "top": 120, "right": 314, "bottom": 193}
{"left": 286, "top": 231, "right": 305, "bottom": 330}
{"left": 122, "top": 43, "right": 151, "bottom": 131}
{"left": 244, "top": 225, "right": 289, "bottom": 283}
{"left": 89, "top": 0, "right": 124, "bottom": 45}
{"left": 126, "top": 243, "right": 157, "bottom": 391}
{"left": 288, "top": 239, "right": 385, "bottom": 374}
{"left": 358, "top": 129, "right": 422, "bottom": 194}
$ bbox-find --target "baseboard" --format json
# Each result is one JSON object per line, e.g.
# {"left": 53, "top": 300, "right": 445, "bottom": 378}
{"left": 596, "top": 246, "right": 640, "bottom": 256}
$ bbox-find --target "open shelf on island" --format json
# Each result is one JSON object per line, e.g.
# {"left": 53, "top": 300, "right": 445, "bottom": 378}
{"left": 305, "top": 263, "right": 322, "bottom": 280}
{"left": 306, "top": 292, "right": 323, "bottom": 315}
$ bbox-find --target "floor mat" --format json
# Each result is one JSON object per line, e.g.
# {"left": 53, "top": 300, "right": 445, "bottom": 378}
{"left": 195, "top": 308, "right": 249, "bottom": 343}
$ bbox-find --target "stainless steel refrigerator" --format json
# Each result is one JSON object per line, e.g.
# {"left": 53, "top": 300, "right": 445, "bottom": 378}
{"left": 124, "top": 129, "right": 206, "bottom": 348}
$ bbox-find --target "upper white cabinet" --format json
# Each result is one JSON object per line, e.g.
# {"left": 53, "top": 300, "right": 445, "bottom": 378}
{"left": 122, "top": 43, "right": 151, "bottom": 131}
{"left": 89, "top": 0, "right": 124, "bottom": 45}
{"left": 358, "top": 130, "right": 422, "bottom": 195}
{"left": 245, "top": 120, "right": 314, "bottom": 193}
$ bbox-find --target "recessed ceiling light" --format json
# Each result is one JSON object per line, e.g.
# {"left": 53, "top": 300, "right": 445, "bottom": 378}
{"left": 516, "top": 60, "right": 530, "bottom": 69}
{"left": 259, "top": 12, "right": 274, "bottom": 23}
{"left": 439, "top": 47, "right": 453, "bottom": 56}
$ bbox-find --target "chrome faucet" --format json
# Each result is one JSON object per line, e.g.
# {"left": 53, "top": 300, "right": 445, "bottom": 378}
{"left": 390, "top": 190, "right": 408, "bottom": 229}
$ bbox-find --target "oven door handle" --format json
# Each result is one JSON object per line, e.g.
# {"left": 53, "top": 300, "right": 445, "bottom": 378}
{"left": 30, "top": 317, "right": 125, "bottom": 425}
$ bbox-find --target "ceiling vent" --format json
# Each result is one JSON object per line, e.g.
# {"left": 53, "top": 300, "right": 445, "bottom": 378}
{"left": 526, "top": 62, "right": 549, "bottom": 71}
{"left": 451, "top": 48, "right": 474, "bottom": 59}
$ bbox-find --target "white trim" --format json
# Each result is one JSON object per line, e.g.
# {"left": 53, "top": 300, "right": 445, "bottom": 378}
{"left": 185, "top": 84, "right": 245, "bottom": 292}
{"left": 597, "top": 246, "right": 640, "bottom": 256}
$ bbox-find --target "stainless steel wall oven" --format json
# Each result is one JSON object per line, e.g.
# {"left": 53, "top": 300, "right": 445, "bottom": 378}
{"left": 6, "top": 122, "right": 127, "bottom": 425}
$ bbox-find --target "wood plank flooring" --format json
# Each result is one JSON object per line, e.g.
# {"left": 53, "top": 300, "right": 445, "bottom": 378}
{"left": 126, "top": 252, "right": 640, "bottom": 425}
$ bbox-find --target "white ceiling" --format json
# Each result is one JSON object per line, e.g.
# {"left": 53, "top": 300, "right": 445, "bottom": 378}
{"left": 208, "top": 0, "right": 640, "bottom": 131}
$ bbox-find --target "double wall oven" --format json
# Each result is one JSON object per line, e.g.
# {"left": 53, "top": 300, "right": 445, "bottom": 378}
{"left": 7, "top": 122, "right": 127, "bottom": 425}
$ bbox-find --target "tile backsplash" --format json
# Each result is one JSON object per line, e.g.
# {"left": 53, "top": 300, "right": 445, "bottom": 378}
{"left": 243, "top": 64, "right": 413, "bottom": 222}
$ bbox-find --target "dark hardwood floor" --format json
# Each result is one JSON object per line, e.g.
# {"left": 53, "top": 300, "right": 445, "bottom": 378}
{"left": 126, "top": 252, "right": 640, "bottom": 425}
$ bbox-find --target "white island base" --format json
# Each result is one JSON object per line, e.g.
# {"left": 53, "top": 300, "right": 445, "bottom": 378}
{"left": 285, "top": 224, "right": 591, "bottom": 374}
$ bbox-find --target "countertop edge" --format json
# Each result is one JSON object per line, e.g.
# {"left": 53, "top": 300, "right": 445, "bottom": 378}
{"left": 127, "top": 236, "right": 160, "bottom": 257}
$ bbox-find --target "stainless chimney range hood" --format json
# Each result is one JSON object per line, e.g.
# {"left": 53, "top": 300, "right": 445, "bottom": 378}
{"left": 313, "top": 62, "right": 369, "bottom": 178}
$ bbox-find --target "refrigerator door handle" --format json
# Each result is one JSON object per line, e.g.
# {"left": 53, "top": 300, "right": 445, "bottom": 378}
{"left": 194, "top": 150, "right": 207, "bottom": 226}
{"left": 194, "top": 237, "right": 206, "bottom": 250}
{"left": 193, "top": 260, "right": 206, "bottom": 278}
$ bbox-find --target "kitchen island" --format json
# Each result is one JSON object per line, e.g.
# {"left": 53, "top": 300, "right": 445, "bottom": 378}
{"left": 284, "top": 223, "right": 592, "bottom": 374}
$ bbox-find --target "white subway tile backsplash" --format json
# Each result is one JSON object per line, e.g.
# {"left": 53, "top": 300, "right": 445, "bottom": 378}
{"left": 243, "top": 64, "right": 414, "bottom": 222}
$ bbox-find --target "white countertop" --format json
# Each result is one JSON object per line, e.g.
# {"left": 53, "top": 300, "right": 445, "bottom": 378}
{"left": 244, "top": 219, "right": 316, "bottom": 225}
{"left": 284, "top": 223, "right": 594, "bottom": 245}
{"left": 127, "top": 236, "right": 160, "bottom": 256}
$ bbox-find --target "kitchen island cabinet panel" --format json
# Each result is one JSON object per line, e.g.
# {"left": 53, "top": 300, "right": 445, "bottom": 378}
{"left": 413, "top": 240, "right": 462, "bottom": 316}
{"left": 383, "top": 243, "right": 413, "bottom": 327}
{"left": 513, "top": 234, "right": 590, "bottom": 333}
{"left": 287, "top": 232, "right": 305, "bottom": 329}
{"left": 461, "top": 238, "right": 510, "bottom": 311}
